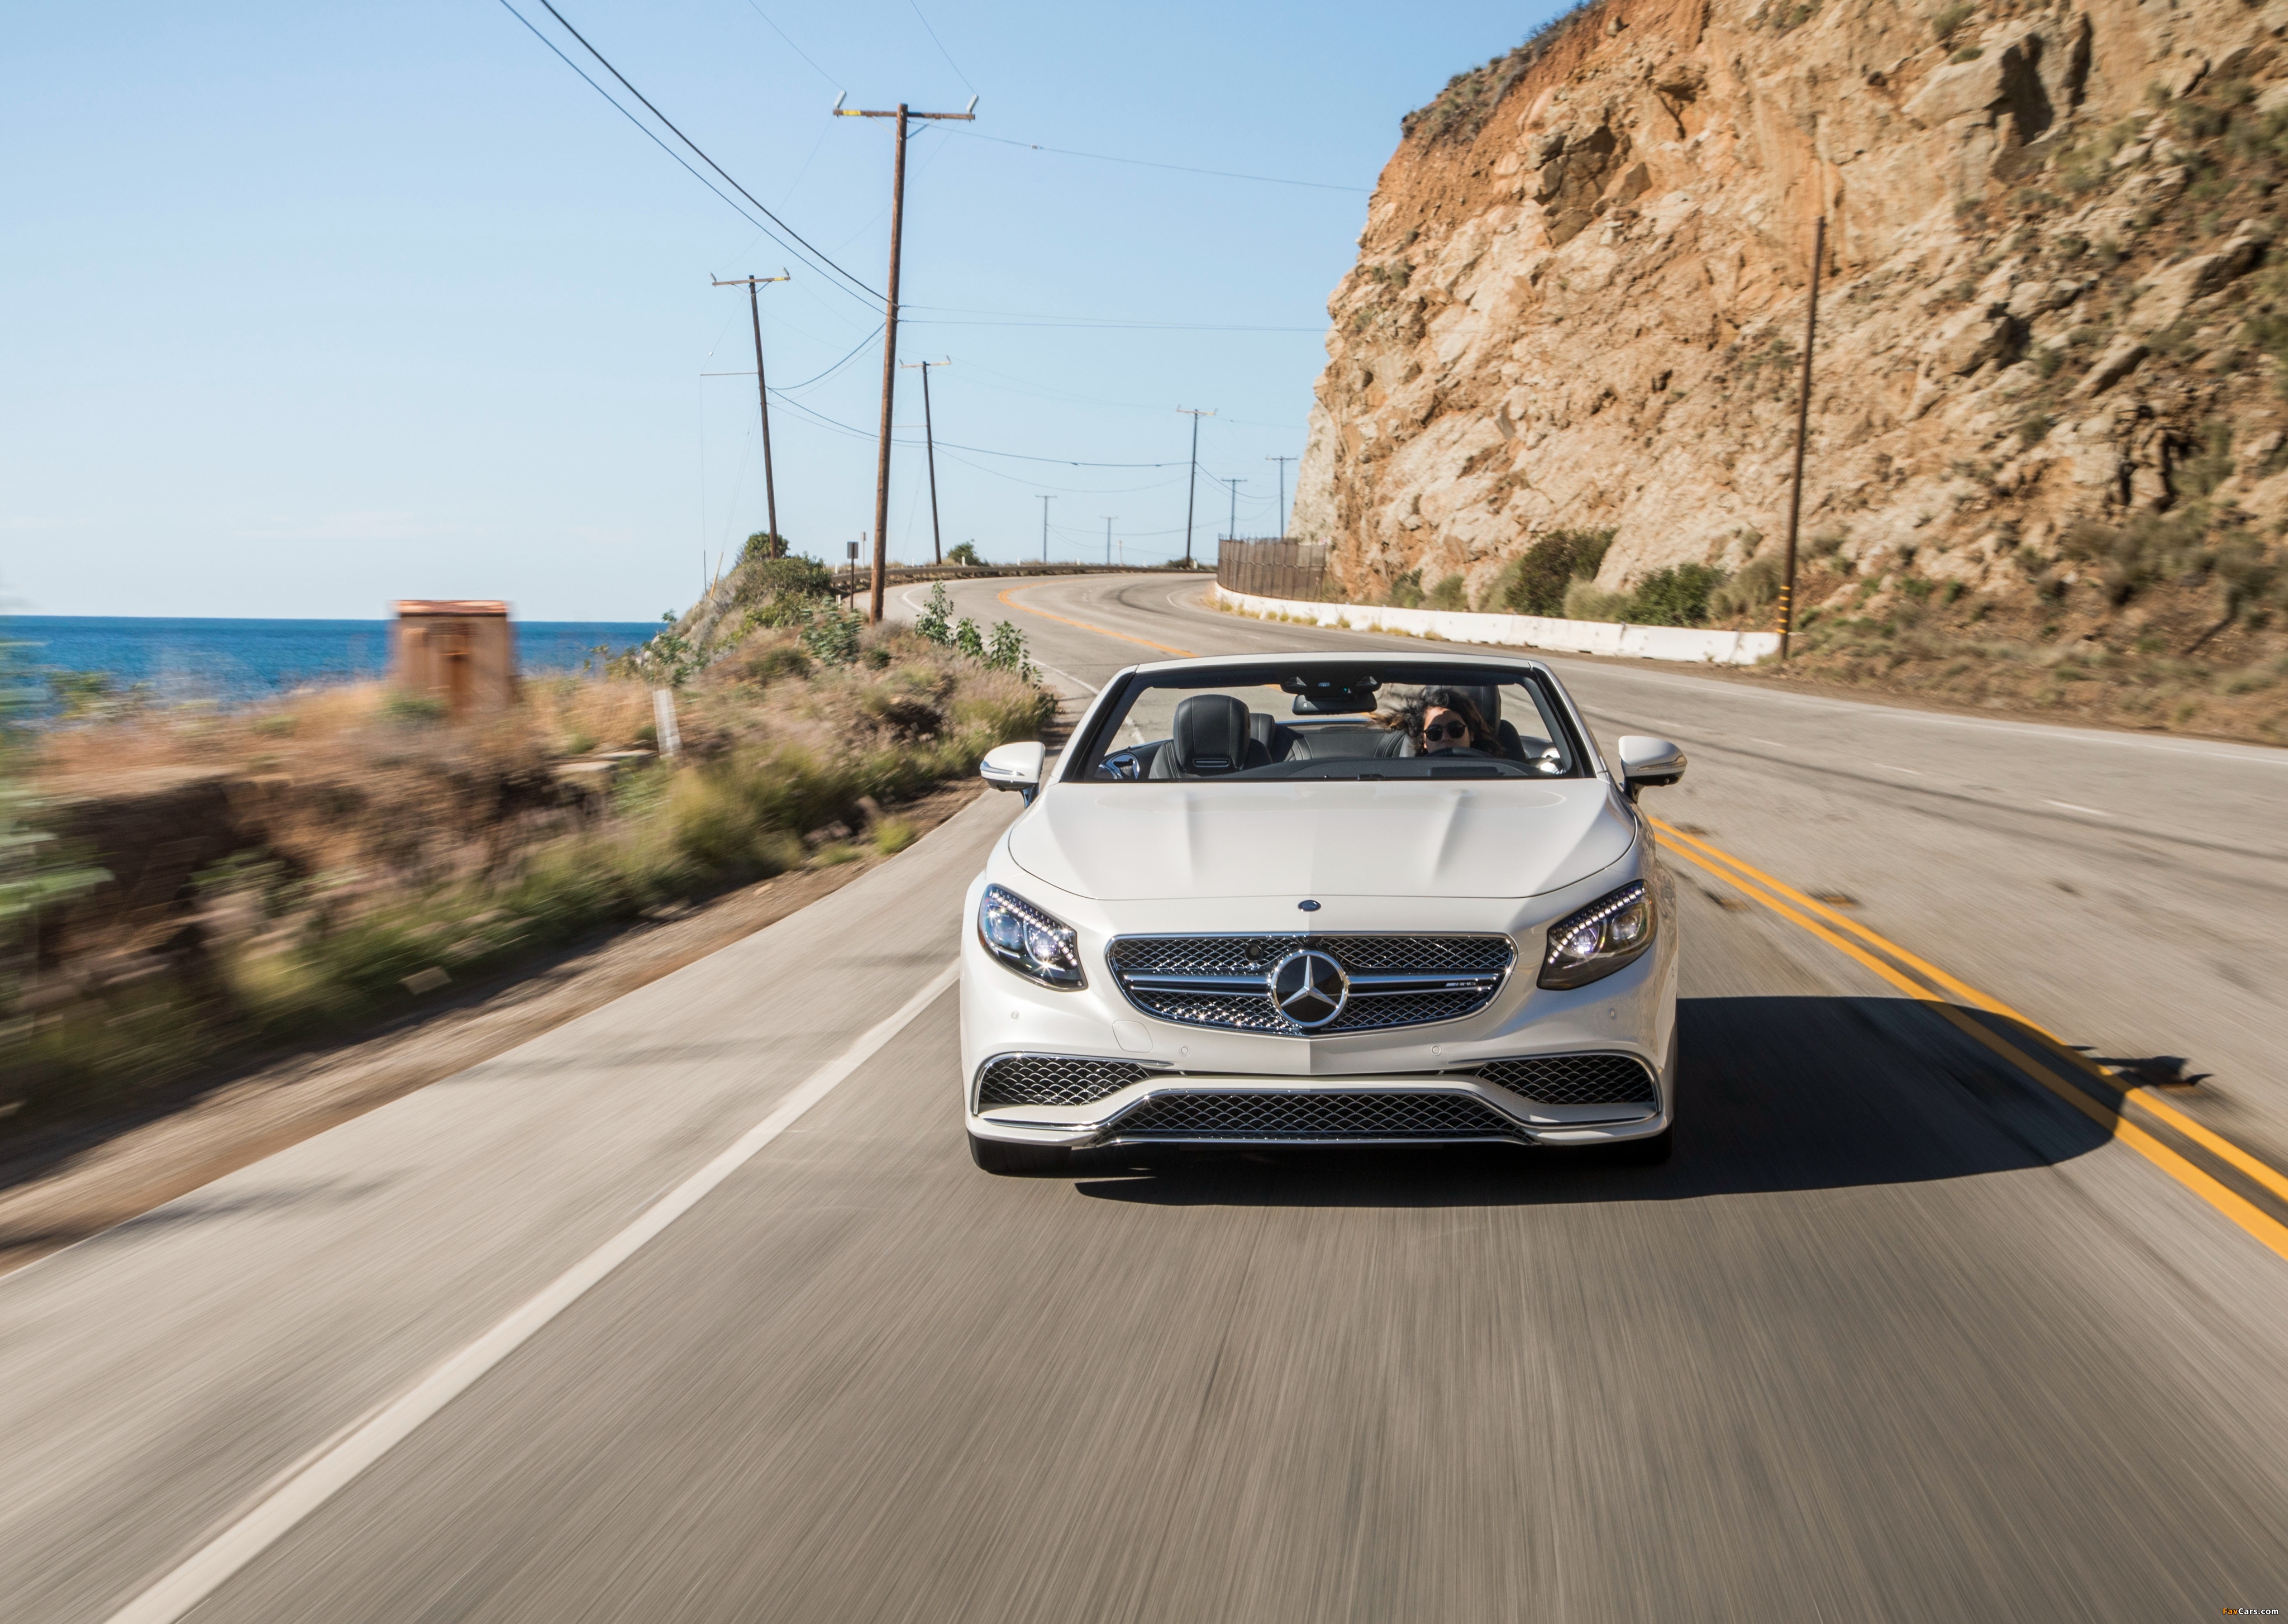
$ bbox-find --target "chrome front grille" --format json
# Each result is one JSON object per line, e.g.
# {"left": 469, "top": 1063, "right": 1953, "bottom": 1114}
{"left": 977, "top": 1054, "right": 1157, "bottom": 1107}
{"left": 1106, "top": 934, "right": 1514, "bottom": 1035}
{"left": 1475, "top": 1054, "right": 1656, "bottom": 1106}
{"left": 1106, "top": 1090, "right": 1524, "bottom": 1140}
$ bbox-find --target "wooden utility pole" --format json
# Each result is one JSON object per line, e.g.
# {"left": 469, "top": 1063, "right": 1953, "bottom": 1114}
{"left": 1038, "top": 494, "right": 1052, "bottom": 562}
{"left": 1266, "top": 454, "right": 1296, "bottom": 539}
{"left": 1224, "top": 476, "right": 1244, "bottom": 549}
{"left": 835, "top": 93, "right": 977, "bottom": 621}
{"left": 1104, "top": 516, "right": 1114, "bottom": 565}
{"left": 712, "top": 272, "right": 790, "bottom": 552}
{"left": 1177, "top": 407, "right": 1214, "bottom": 567}
{"left": 901, "top": 359, "right": 948, "bottom": 564}
{"left": 1779, "top": 215, "right": 1825, "bottom": 660}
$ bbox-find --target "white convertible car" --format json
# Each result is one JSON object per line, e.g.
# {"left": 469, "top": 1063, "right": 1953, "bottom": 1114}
{"left": 959, "top": 653, "right": 1686, "bottom": 1174}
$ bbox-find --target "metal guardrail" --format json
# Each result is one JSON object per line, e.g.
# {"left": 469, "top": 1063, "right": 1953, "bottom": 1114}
{"left": 884, "top": 563, "right": 1195, "bottom": 584}
{"left": 1216, "top": 539, "right": 1328, "bottom": 602}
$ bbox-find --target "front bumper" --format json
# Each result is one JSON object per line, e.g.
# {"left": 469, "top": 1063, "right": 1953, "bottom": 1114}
{"left": 967, "top": 1056, "right": 1672, "bottom": 1151}
{"left": 960, "top": 864, "right": 1680, "bottom": 1152}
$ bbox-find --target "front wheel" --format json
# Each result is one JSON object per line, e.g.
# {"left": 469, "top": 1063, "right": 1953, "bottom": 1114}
{"left": 967, "top": 1132, "right": 1072, "bottom": 1177}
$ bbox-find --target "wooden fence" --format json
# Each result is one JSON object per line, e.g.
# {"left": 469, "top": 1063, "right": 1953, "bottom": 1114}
{"left": 1216, "top": 539, "right": 1329, "bottom": 601}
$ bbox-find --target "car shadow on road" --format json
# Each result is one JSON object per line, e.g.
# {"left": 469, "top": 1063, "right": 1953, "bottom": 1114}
{"left": 1071, "top": 994, "right": 2114, "bottom": 1208}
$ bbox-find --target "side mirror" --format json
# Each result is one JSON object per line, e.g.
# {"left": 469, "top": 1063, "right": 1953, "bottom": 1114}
{"left": 980, "top": 740, "right": 1047, "bottom": 804}
{"left": 1615, "top": 735, "right": 1686, "bottom": 799}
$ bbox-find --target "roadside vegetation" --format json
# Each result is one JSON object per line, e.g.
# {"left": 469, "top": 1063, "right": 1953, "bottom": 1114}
{"left": 1, "top": 564, "right": 1051, "bottom": 1133}
{"left": 1332, "top": 511, "right": 2287, "bottom": 739}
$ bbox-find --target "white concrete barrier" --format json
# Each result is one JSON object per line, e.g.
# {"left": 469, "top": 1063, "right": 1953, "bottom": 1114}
{"left": 1214, "top": 585, "right": 1781, "bottom": 668}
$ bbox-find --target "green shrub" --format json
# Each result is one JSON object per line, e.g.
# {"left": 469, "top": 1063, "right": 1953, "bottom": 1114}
{"left": 737, "top": 553, "right": 834, "bottom": 603}
{"left": 984, "top": 621, "right": 1036, "bottom": 680}
{"left": 1932, "top": 1, "right": 1974, "bottom": 40}
{"left": 740, "top": 530, "right": 792, "bottom": 564}
{"left": 798, "top": 604, "right": 864, "bottom": 666}
{"left": 741, "top": 642, "right": 811, "bottom": 685}
{"left": 1563, "top": 580, "right": 1634, "bottom": 623}
{"left": 1498, "top": 528, "right": 1618, "bottom": 616}
{"left": 1710, "top": 554, "right": 1784, "bottom": 620}
{"left": 914, "top": 583, "right": 954, "bottom": 644}
{"left": 1426, "top": 573, "right": 1468, "bottom": 611}
{"left": 382, "top": 692, "right": 448, "bottom": 725}
{"left": 945, "top": 541, "right": 982, "bottom": 566}
{"left": 1627, "top": 564, "right": 1726, "bottom": 626}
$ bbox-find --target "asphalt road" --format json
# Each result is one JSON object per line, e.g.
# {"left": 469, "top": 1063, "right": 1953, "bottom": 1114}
{"left": 3, "top": 575, "right": 2285, "bottom": 1622}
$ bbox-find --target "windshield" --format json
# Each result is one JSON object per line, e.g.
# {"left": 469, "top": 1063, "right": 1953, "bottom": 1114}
{"left": 1072, "top": 663, "right": 1592, "bottom": 783}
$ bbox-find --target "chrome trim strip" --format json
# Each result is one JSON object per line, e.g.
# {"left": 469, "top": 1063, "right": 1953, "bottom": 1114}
{"left": 1105, "top": 932, "right": 1517, "bottom": 1035}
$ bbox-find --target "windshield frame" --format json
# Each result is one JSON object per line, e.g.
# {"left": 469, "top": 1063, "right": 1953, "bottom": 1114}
{"left": 1059, "top": 656, "right": 1601, "bottom": 786}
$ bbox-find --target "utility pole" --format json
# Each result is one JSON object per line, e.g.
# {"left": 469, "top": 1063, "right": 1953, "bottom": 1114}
{"left": 1779, "top": 215, "right": 1825, "bottom": 661}
{"left": 835, "top": 92, "right": 978, "bottom": 621}
{"left": 1176, "top": 407, "right": 1214, "bottom": 568}
{"left": 1224, "top": 477, "right": 1244, "bottom": 549}
{"left": 901, "top": 358, "right": 948, "bottom": 564}
{"left": 1266, "top": 455, "right": 1297, "bottom": 539}
{"left": 1104, "top": 516, "right": 1114, "bottom": 566}
{"left": 1038, "top": 494, "right": 1052, "bottom": 563}
{"left": 711, "top": 271, "right": 790, "bottom": 552}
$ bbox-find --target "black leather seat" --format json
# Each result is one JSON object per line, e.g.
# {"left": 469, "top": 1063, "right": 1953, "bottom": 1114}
{"left": 1148, "top": 694, "right": 1270, "bottom": 777}
{"left": 1277, "top": 723, "right": 1414, "bottom": 763}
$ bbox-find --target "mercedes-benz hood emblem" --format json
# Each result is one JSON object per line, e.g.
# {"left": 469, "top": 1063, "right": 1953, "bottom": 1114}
{"left": 1268, "top": 949, "right": 1348, "bottom": 1030}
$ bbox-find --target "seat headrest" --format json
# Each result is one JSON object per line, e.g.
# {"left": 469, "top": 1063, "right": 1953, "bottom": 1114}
{"left": 1170, "top": 693, "right": 1251, "bottom": 775}
{"left": 1445, "top": 686, "right": 1500, "bottom": 731}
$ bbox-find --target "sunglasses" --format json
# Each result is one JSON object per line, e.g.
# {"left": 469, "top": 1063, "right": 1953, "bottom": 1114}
{"left": 1424, "top": 720, "right": 1471, "bottom": 742}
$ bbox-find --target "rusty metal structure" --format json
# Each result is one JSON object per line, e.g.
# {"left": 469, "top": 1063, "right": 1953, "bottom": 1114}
{"left": 389, "top": 601, "right": 516, "bottom": 716}
{"left": 1216, "top": 540, "right": 1330, "bottom": 602}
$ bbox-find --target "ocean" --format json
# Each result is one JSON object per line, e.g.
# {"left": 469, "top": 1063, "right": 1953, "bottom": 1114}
{"left": 6, "top": 616, "right": 664, "bottom": 710}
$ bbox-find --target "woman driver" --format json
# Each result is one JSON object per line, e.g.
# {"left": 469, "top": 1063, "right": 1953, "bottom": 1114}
{"left": 1392, "top": 687, "right": 1496, "bottom": 756}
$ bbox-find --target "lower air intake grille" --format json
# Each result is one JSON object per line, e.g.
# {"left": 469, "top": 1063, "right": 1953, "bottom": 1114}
{"left": 1108, "top": 1091, "right": 1524, "bottom": 1140}
{"left": 978, "top": 1054, "right": 1155, "bottom": 1108}
{"left": 1476, "top": 1054, "right": 1657, "bottom": 1106}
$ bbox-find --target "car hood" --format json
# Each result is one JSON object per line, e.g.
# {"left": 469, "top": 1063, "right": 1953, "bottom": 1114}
{"left": 1008, "top": 780, "right": 1636, "bottom": 902}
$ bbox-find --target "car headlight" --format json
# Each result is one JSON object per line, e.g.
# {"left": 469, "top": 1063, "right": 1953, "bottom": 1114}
{"left": 1538, "top": 880, "right": 1655, "bottom": 989}
{"left": 978, "top": 884, "right": 1086, "bottom": 988}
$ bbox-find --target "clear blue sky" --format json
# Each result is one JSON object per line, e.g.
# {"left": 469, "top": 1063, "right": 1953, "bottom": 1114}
{"left": 3, "top": 0, "right": 1557, "bottom": 619}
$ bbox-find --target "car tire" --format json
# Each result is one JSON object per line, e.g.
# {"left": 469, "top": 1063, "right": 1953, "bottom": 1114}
{"left": 1608, "top": 1124, "right": 1673, "bottom": 1166}
{"left": 968, "top": 1132, "right": 1072, "bottom": 1176}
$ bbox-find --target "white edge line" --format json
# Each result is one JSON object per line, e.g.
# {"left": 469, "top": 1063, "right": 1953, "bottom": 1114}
{"left": 103, "top": 959, "right": 964, "bottom": 1624}
{"left": 1033, "top": 660, "right": 1099, "bottom": 696}
{"left": 2043, "top": 799, "right": 2111, "bottom": 817}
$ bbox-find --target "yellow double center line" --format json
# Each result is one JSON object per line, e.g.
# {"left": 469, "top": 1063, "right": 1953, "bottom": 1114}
{"left": 997, "top": 583, "right": 1195, "bottom": 658}
{"left": 1649, "top": 815, "right": 2288, "bottom": 1264}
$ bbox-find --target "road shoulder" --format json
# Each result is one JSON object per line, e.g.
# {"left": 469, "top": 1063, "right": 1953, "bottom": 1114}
{"left": 0, "top": 780, "right": 988, "bottom": 1277}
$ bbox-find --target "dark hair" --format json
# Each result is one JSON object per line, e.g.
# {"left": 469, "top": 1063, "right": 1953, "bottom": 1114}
{"left": 1380, "top": 685, "right": 1496, "bottom": 751}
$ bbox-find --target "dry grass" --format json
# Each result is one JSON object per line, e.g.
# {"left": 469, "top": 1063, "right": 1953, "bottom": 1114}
{"left": 5, "top": 622, "right": 1052, "bottom": 1129}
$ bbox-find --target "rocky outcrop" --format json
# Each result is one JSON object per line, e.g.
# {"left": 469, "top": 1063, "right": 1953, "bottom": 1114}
{"left": 1295, "top": 0, "right": 2288, "bottom": 613}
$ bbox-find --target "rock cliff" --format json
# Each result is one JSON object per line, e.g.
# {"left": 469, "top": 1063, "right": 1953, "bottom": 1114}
{"left": 1294, "top": 0, "right": 2288, "bottom": 681}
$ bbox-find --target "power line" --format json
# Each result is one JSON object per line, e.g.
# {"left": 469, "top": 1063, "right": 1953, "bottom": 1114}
{"left": 740, "top": 0, "right": 841, "bottom": 88}
{"left": 952, "top": 130, "right": 1371, "bottom": 193}
{"left": 493, "top": 0, "right": 800, "bottom": 249}
{"left": 697, "top": 322, "right": 878, "bottom": 393}
{"left": 907, "top": 312, "right": 1323, "bottom": 332}
{"left": 528, "top": 0, "right": 884, "bottom": 305}
{"left": 906, "top": 0, "right": 977, "bottom": 95}
{"left": 763, "top": 389, "right": 1185, "bottom": 468}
